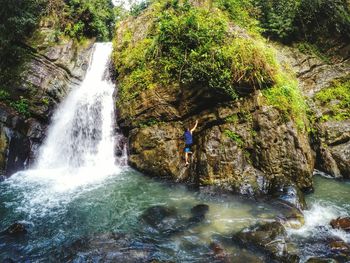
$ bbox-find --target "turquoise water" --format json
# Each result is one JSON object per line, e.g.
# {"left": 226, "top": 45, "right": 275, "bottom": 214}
{"left": 0, "top": 168, "right": 280, "bottom": 262}
{"left": 0, "top": 169, "right": 349, "bottom": 262}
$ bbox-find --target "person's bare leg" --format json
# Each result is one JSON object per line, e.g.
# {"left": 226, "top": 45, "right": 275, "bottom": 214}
{"left": 185, "top": 152, "right": 189, "bottom": 165}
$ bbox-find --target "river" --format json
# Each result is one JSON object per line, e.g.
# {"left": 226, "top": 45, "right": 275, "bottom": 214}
{"left": 0, "top": 43, "right": 349, "bottom": 262}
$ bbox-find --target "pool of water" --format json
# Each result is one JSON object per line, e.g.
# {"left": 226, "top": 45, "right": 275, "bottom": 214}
{"left": 0, "top": 167, "right": 282, "bottom": 262}
{"left": 0, "top": 169, "right": 349, "bottom": 262}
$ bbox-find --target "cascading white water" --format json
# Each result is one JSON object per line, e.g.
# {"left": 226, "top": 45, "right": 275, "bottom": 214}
{"left": 4, "top": 43, "right": 126, "bottom": 217}
{"left": 37, "top": 42, "right": 119, "bottom": 171}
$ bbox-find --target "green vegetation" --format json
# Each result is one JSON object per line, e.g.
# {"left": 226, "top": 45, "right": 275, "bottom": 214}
{"left": 115, "top": 1, "right": 281, "bottom": 99}
{"left": 0, "top": 89, "right": 31, "bottom": 116}
{"left": 10, "top": 97, "right": 30, "bottom": 117}
{"left": 130, "top": 0, "right": 151, "bottom": 16}
{"left": 60, "top": 0, "right": 116, "bottom": 40}
{"left": 224, "top": 130, "right": 244, "bottom": 147}
{"left": 254, "top": 0, "right": 350, "bottom": 51}
{"left": 0, "top": 90, "right": 10, "bottom": 101}
{"left": 315, "top": 78, "right": 350, "bottom": 122}
{"left": 0, "top": 0, "right": 116, "bottom": 116}
{"left": 263, "top": 73, "right": 307, "bottom": 130}
{"left": 114, "top": 0, "right": 308, "bottom": 128}
{"left": 215, "top": 0, "right": 260, "bottom": 33}
{"left": 41, "top": 97, "right": 50, "bottom": 106}
{"left": 225, "top": 114, "right": 239, "bottom": 124}
{"left": 138, "top": 118, "right": 162, "bottom": 128}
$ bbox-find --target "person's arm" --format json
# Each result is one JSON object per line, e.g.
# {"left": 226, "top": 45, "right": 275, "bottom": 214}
{"left": 190, "top": 120, "right": 199, "bottom": 133}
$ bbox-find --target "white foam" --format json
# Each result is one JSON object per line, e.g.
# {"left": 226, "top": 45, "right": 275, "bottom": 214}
{"left": 288, "top": 201, "right": 350, "bottom": 242}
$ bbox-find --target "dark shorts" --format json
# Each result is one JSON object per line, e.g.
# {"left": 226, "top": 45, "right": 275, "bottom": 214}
{"left": 184, "top": 144, "right": 193, "bottom": 153}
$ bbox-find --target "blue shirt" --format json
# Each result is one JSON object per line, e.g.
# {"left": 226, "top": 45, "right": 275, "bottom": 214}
{"left": 184, "top": 131, "right": 193, "bottom": 144}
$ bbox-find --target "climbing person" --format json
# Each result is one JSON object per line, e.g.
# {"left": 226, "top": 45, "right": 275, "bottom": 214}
{"left": 184, "top": 120, "right": 198, "bottom": 167}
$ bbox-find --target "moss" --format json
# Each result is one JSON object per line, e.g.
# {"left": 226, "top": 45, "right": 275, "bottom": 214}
{"left": 225, "top": 114, "right": 239, "bottom": 123}
{"left": 262, "top": 66, "right": 307, "bottom": 131}
{"left": 224, "top": 130, "right": 244, "bottom": 147}
{"left": 314, "top": 78, "right": 350, "bottom": 122}
{"left": 10, "top": 97, "right": 30, "bottom": 117}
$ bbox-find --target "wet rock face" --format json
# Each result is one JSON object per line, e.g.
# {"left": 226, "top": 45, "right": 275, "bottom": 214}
{"left": 0, "top": 31, "right": 94, "bottom": 176}
{"left": 119, "top": 84, "right": 314, "bottom": 202}
{"left": 275, "top": 45, "right": 350, "bottom": 98}
{"left": 317, "top": 121, "right": 350, "bottom": 179}
{"left": 0, "top": 105, "right": 44, "bottom": 175}
{"left": 276, "top": 45, "right": 350, "bottom": 179}
{"left": 330, "top": 217, "right": 350, "bottom": 232}
{"left": 232, "top": 221, "right": 299, "bottom": 263}
{"left": 21, "top": 38, "right": 94, "bottom": 120}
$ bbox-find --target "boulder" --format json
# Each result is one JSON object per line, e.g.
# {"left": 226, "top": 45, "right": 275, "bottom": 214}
{"left": 316, "top": 121, "right": 350, "bottom": 178}
{"left": 330, "top": 217, "right": 350, "bottom": 232}
{"left": 62, "top": 233, "right": 156, "bottom": 263}
{"left": 189, "top": 204, "right": 209, "bottom": 223}
{"left": 329, "top": 240, "right": 350, "bottom": 252}
{"left": 232, "top": 221, "right": 299, "bottom": 263}
{"left": 140, "top": 205, "right": 177, "bottom": 227}
{"left": 122, "top": 89, "right": 314, "bottom": 200}
{"left": 4, "top": 223, "right": 27, "bottom": 236}
{"left": 139, "top": 205, "right": 184, "bottom": 235}
{"left": 269, "top": 180, "right": 307, "bottom": 210}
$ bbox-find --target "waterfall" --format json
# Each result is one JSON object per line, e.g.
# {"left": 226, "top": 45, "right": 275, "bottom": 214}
{"left": 3, "top": 43, "right": 126, "bottom": 217}
{"left": 36, "top": 42, "right": 122, "bottom": 170}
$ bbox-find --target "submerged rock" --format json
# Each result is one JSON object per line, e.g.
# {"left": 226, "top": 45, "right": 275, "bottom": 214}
{"left": 189, "top": 204, "right": 209, "bottom": 223}
{"left": 329, "top": 240, "right": 350, "bottom": 252}
{"left": 232, "top": 221, "right": 299, "bottom": 263}
{"left": 140, "top": 205, "right": 177, "bottom": 227}
{"left": 330, "top": 217, "right": 350, "bottom": 232}
{"left": 306, "top": 257, "right": 338, "bottom": 263}
{"left": 139, "top": 205, "right": 184, "bottom": 235}
{"left": 270, "top": 180, "right": 307, "bottom": 210}
{"left": 4, "top": 223, "right": 27, "bottom": 236}
{"left": 209, "top": 242, "right": 232, "bottom": 262}
{"left": 62, "top": 233, "right": 156, "bottom": 263}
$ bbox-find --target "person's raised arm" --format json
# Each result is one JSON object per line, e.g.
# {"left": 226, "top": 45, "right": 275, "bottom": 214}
{"left": 190, "top": 120, "right": 199, "bottom": 133}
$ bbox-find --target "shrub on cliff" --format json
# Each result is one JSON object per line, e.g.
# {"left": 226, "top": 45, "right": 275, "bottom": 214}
{"left": 114, "top": 1, "right": 280, "bottom": 99}
{"left": 113, "top": 0, "right": 307, "bottom": 129}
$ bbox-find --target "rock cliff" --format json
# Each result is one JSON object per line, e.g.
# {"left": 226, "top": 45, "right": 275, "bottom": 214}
{"left": 114, "top": 2, "right": 316, "bottom": 205}
{"left": 276, "top": 45, "right": 350, "bottom": 179}
{"left": 0, "top": 26, "right": 94, "bottom": 176}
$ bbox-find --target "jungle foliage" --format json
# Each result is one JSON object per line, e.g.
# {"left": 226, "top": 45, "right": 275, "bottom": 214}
{"left": 255, "top": 0, "right": 350, "bottom": 48}
{"left": 114, "top": 0, "right": 307, "bottom": 128}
